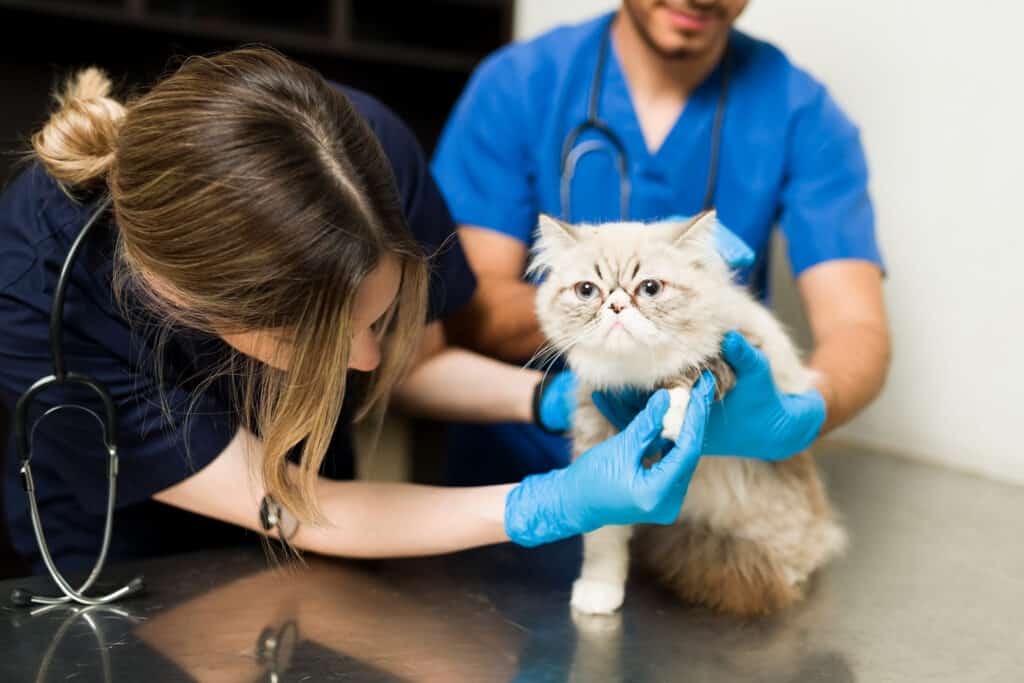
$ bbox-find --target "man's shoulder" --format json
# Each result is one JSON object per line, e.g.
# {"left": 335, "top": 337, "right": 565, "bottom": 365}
{"left": 731, "top": 30, "right": 828, "bottom": 105}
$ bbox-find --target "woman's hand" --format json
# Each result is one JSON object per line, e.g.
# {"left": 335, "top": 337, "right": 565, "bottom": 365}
{"left": 505, "top": 373, "right": 716, "bottom": 547}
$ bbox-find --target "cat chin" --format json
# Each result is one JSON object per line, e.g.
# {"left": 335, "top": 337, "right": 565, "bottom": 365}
{"left": 567, "top": 344, "right": 712, "bottom": 390}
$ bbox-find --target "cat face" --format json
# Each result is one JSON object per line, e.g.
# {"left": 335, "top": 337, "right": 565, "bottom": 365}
{"left": 532, "top": 212, "right": 732, "bottom": 389}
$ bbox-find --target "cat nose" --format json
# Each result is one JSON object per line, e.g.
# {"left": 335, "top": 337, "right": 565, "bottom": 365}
{"left": 609, "top": 302, "right": 626, "bottom": 314}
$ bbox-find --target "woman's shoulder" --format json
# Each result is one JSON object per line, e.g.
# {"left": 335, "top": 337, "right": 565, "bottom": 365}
{"left": 0, "top": 163, "right": 102, "bottom": 292}
{"left": 329, "top": 84, "right": 421, "bottom": 163}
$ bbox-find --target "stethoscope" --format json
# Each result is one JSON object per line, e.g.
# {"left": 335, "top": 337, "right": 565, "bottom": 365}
{"left": 15, "top": 601, "right": 143, "bottom": 683}
{"left": 559, "top": 15, "right": 732, "bottom": 221}
{"left": 18, "top": 601, "right": 294, "bottom": 682}
{"left": 10, "top": 195, "right": 144, "bottom": 608}
{"left": 10, "top": 194, "right": 297, "bottom": 608}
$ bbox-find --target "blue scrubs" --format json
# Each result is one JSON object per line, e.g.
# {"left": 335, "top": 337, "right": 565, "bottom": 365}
{"left": 0, "top": 86, "right": 476, "bottom": 573}
{"left": 432, "top": 13, "right": 883, "bottom": 486}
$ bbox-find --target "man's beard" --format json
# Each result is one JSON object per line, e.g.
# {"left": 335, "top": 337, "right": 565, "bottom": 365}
{"left": 620, "top": 3, "right": 719, "bottom": 61}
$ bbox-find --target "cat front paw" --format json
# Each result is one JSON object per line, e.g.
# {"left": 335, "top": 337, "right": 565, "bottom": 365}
{"left": 660, "top": 387, "right": 691, "bottom": 442}
{"left": 571, "top": 578, "right": 625, "bottom": 615}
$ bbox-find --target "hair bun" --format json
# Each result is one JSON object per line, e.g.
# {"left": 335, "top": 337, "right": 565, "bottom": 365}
{"left": 32, "top": 67, "right": 126, "bottom": 187}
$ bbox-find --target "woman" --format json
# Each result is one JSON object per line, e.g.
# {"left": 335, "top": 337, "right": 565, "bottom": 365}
{"left": 0, "top": 48, "right": 714, "bottom": 574}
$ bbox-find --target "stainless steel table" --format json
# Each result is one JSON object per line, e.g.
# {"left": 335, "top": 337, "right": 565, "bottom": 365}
{"left": 1, "top": 444, "right": 1021, "bottom": 682}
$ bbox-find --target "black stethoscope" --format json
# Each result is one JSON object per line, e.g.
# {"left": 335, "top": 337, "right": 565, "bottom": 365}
{"left": 559, "top": 15, "right": 732, "bottom": 222}
{"left": 10, "top": 195, "right": 297, "bottom": 608}
{"left": 10, "top": 195, "right": 144, "bottom": 608}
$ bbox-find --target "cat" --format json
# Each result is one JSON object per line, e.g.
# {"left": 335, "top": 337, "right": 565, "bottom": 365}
{"left": 531, "top": 210, "right": 847, "bottom": 617}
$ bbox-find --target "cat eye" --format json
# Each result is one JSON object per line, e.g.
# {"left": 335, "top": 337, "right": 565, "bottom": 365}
{"left": 636, "top": 279, "right": 663, "bottom": 298}
{"left": 574, "top": 281, "right": 600, "bottom": 301}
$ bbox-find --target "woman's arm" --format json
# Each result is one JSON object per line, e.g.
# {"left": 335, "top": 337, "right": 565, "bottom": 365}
{"left": 154, "top": 427, "right": 514, "bottom": 557}
{"left": 156, "top": 385, "right": 712, "bottom": 556}
{"left": 393, "top": 321, "right": 540, "bottom": 423}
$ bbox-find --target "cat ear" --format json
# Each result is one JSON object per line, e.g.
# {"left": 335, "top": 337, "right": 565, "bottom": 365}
{"left": 536, "top": 214, "right": 580, "bottom": 249}
{"left": 670, "top": 209, "right": 718, "bottom": 245}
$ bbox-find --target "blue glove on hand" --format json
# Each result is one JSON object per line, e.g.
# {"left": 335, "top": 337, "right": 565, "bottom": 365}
{"left": 532, "top": 370, "right": 578, "bottom": 434}
{"left": 710, "top": 219, "right": 756, "bottom": 270}
{"left": 704, "top": 331, "right": 825, "bottom": 461}
{"left": 506, "top": 373, "right": 716, "bottom": 547}
{"left": 592, "top": 332, "right": 826, "bottom": 462}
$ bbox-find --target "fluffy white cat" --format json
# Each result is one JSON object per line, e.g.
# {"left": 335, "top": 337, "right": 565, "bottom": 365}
{"left": 531, "top": 211, "right": 846, "bottom": 616}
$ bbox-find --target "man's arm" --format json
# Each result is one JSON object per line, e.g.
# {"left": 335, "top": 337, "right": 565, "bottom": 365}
{"left": 798, "top": 259, "right": 891, "bottom": 433}
{"left": 444, "top": 226, "right": 546, "bottom": 363}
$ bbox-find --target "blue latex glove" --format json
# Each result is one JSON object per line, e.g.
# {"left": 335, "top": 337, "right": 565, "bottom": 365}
{"left": 592, "top": 332, "right": 826, "bottom": 462}
{"left": 506, "top": 373, "right": 716, "bottom": 547}
{"left": 705, "top": 332, "right": 825, "bottom": 460}
{"left": 532, "top": 370, "right": 578, "bottom": 434}
{"left": 592, "top": 389, "right": 674, "bottom": 458}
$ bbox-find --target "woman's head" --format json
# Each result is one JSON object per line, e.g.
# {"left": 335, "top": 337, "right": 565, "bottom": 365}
{"left": 32, "top": 48, "right": 429, "bottom": 520}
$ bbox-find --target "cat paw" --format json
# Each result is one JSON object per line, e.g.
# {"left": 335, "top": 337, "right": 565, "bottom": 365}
{"left": 659, "top": 388, "right": 690, "bottom": 442}
{"left": 571, "top": 578, "right": 625, "bottom": 615}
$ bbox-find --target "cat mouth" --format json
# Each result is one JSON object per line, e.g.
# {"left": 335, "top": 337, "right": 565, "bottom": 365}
{"left": 606, "top": 321, "right": 634, "bottom": 339}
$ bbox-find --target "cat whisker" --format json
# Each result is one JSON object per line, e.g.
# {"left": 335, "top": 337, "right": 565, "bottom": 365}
{"left": 523, "top": 322, "right": 601, "bottom": 372}
{"left": 526, "top": 322, "right": 602, "bottom": 386}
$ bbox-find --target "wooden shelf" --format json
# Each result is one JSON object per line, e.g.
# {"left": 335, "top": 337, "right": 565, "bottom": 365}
{"left": 0, "top": 0, "right": 513, "bottom": 73}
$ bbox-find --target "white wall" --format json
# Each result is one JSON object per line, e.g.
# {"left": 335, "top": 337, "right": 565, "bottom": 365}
{"left": 516, "top": 0, "right": 617, "bottom": 39}
{"left": 514, "top": 1, "right": 1024, "bottom": 485}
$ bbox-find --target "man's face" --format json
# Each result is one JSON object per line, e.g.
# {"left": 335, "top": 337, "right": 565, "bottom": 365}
{"left": 621, "top": 0, "right": 749, "bottom": 59}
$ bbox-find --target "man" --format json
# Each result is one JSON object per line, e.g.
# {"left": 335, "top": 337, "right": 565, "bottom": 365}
{"left": 432, "top": 0, "right": 890, "bottom": 485}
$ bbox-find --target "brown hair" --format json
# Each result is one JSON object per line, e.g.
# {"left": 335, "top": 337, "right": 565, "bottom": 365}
{"left": 31, "top": 48, "right": 428, "bottom": 521}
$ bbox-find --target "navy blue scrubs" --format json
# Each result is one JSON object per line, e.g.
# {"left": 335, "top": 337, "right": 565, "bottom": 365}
{"left": 0, "top": 86, "right": 475, "bottom": 574}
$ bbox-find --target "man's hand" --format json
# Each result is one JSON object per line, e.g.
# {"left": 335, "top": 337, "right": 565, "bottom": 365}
{"left": 446, "top": 226, "right": 545, "bottom": 362}
{"left": 703, "top": 332, "right": 825, "bottom": 460}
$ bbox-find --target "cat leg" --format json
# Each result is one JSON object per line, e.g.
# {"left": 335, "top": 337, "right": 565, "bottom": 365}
{"left": 659, "top": 356, "right": 736, "bottom": 442}
{"left": 571, "top": 524, "right": 633, "bottom": 615}
{"left": 704, "top": 353, "right": 737, "bottom": 398}
{"left": 660, "top": 386, "right": 691, "bottom": 443}
{"left": 570, "top": 390, "right": 633, "bottom": 615}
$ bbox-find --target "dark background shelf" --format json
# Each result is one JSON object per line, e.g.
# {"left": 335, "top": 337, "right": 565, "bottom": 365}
{"left": 0, "top": 0, "right": 514, "bottom": 184}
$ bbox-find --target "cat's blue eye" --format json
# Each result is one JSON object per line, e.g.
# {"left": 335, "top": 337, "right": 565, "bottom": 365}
{"left": 574, "top": 281, "right": 599, "bottom": 301}
{"left": 636, "top": 280, "right": 663, "bottom": 298}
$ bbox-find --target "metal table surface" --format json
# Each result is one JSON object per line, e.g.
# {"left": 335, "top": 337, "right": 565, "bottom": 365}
{"left": 1, "top": 443, "right": 1021, "bottom": 682}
